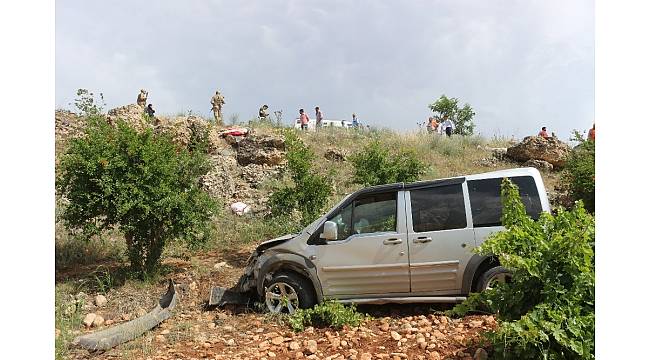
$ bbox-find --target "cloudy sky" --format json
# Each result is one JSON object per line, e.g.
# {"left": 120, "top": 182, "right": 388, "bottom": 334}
{"left": 56, "top": 0, "right": 594, "bottom": 139}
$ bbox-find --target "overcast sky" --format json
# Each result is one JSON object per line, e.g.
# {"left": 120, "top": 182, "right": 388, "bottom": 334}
{"left": 56, "top": 0, "right": 594, "bottom": 139}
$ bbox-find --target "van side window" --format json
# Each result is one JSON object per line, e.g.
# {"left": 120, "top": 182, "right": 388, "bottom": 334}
{"left": 410, "top": 184, "right": 467, "bottom": 232}
{"left": 328, "top": 192, "right": 397, "bottom": 240}
{"left": 468, "top": 176, "right": 542, "bottom": 227}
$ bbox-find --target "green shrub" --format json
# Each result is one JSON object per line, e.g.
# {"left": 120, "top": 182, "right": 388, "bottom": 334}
{"left": 57, "top": 116, "right": 219, "bottom": 277}
{"left": 349, "top": 141, "right": 427, "bottom": 186}
{"left": 563, "top": 134, "right": 595, "bottom": 212}
{"left": 269, "top": 130, "right": 333, "bottom": 225}
{"left": 288, "top": 301, "right": 366, "bottom": 332}
{"left": 449, "top": 178, "right": 595, "bottom": 360}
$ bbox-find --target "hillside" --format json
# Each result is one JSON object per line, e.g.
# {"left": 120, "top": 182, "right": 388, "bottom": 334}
{"left": 55, "top": 107, "right": 570, "bottom": 360}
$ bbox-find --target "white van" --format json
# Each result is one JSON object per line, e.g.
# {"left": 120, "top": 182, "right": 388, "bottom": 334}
{"left": 293, "top": 118, "right": 353, "bottom": 130}
{"left": 210, "top": 168, "right": 550, "bottom": 313}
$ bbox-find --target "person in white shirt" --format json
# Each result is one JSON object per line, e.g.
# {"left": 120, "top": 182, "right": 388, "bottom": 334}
{"left": 440, "top": 116, "right": 455, "bottom": 137}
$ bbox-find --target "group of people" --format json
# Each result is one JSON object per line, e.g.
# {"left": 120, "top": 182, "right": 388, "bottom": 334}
{"left": 297, "top": 107, "right": 363, "bottom": 131}
{"left": 426, "top": 115, "right": 456, "bottom": 137}
{"left": 137, "top": 89, "right": 156, "bottom": 119}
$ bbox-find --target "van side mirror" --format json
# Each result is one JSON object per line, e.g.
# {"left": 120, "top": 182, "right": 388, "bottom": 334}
{"left": 321, "top": 221, "right": 338, "bottom": 241}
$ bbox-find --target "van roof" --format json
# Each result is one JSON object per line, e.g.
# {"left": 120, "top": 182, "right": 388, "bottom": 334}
{"left": 353, "top": 167, "right": 542, "bottom": 195}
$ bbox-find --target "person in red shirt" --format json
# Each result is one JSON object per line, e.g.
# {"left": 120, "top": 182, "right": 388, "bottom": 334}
{"left": 538, "top": 126, "right": 549, "bottom": 139}
{"left": 588, "top": 123, "right": 595, "bottom": 141}
{"left": 299, "top": 109, "right": 310, "bottom": 131}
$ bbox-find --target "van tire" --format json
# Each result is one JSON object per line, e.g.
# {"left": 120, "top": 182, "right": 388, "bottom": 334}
{"left": 476, "top": 266, "right": 512, "bottom": 292}
{"left": 264, "top": 272, "right": 316, "bottom": 314}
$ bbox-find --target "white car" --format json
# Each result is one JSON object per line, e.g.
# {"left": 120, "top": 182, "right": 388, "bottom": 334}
{"left": 210, "top": 168, "right": 550, "bottom": 313}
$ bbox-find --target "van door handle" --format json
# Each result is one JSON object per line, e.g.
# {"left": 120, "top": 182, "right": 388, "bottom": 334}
{"left": 413, "top": 237, "right": 432, "bottom": 243}
{"left": 383, "top": 238, "right": 403, "bottom": 245}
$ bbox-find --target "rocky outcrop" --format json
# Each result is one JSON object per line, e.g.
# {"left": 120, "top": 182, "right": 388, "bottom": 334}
{"left": 106, "top": 104, "right": 152, "bottom": 132}
{"left": 506, "top": 136, "right": 570, "bottom": 168}
{"left": 55, "top": 110, "right": 85, "bottom": 140}
{"left": 236, "top": 135, "right": 286, "bottom": 166}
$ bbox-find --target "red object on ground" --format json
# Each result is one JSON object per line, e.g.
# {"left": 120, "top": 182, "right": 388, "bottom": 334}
{"left": 220, "top": 127, "right": 249, "bottom": 137}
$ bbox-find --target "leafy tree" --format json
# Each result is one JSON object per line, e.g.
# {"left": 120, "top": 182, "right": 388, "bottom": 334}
{"left": 269, "top": 130, "right": 333, "bottom": 225}
{"left": 449, "top": 179, "right": 595, "bottom": 359}
{"left": 350, "top": 141, "right": 427, "bottom": 186}
{"left": 72, "top": 88, "right": 105, "bottom": 117}
{"left": 428, "top": 94, "right": 476, "bottom": 135}
{"left": 564, "top": 130, "right": 595, "bottom": 212}
{"left": 57, "top": 116, "right": 219, "bottom": 277}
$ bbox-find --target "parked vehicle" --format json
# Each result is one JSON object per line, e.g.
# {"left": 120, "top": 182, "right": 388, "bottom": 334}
{"left": 293, "top": 118, "right": 353, "bottom": 130}
{"left": 210, "top": 168, "right": 550, "bottom": 313}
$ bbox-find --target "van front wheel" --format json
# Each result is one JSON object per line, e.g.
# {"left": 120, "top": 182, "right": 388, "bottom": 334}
{"left": 264, "top": 272, "right": 316, "bottom": 314}
{"left": 477, "top": 266, "right": 512, "bottom": 292}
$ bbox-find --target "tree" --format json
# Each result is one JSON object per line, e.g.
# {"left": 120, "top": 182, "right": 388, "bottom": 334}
{"left": 350, "top": 141, "right": 427, "bottom": 186}
{"left": 428, "top": 94, "right": 476, "bottom": 135}
{"left": 57, "top": 116, "right": 219, "bottom": 277}
{"left": 269, "top": 130, "right": 333, "bottom": 225}
{"left": 564, "top": 131, "right": 595, "bottom": 212}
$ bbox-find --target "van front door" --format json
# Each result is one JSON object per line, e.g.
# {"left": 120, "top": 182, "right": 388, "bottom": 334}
{"left": 313, "top": 191, "right": 410, "bottom": 296}
{"left": 406, "top": 183, "right": 475, "bottom": 293}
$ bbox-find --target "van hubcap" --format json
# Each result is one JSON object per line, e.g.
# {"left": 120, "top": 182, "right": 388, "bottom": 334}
{"left": 265, "top": 282, "right": 299, "bottom": 314}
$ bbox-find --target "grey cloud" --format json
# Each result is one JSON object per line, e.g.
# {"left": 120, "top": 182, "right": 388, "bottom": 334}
{"left": 56, "top": 0, "right": 593, "bottom": 139}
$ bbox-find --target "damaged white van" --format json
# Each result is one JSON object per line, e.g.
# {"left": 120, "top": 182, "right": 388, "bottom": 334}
{"left": 210, "top": 167, "right": 550, "bottom": 313}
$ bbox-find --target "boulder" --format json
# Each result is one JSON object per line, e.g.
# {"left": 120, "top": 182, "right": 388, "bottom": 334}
{"left": 506, "top": 136, "right": 570, "bottom": 168}
{"left": 324, "top": 148, "right": 346, "bottom": 162}
{"left": 236, "top": 135, "right": 286, "bottom": 166}
{"left": 523, "top": 159, "right": 554, "bottom": 172}
{"left": 106, "top": 104, "right": 152, "bottom": 132}
{"left": 491, "top": 147, "right": 508, "bottom": 161}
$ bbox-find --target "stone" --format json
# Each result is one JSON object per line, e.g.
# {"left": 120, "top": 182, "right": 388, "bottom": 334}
{"left": 380, "top": 323, "right": 390, "bottom": 332}
{"left": 92, "top": 315, "right": 105, "bottom": 327}
{"left": 121, "top": 313, "right": 131, "bottom": 321}
{"left": 161, "top": 329, "right": 170, "bottom": 335}
{"left": 429, "top": 351, "right": 441, "bottom": 360}
{"left": 469, "top": 320, "right": 483, "bottom": 328}
{"left": 214, "top": 261, "right": 231, "bottom": 270}
{"left": 105, "top": 319, "right": 114, "bottom": 326}
{"left": 360, "top": 353, "right": 372, "bottom": 360}
{"left": 390, "top": 331, "right": 402, "bottom": 341}
{"left": 305, "top": 339, "right": 318, "bottom": 354}
{"left": 523, "top": 159, "right": 554, "bottom": 172}
{"left": 83, "top": 313, "right": 97, "bottom": 327}
{"left": 474, "top": 348, "right": 488, "bottom": 360}
{"left": 289, "top": 341, "right": 301, "bottom": 350}
{"left": 155, "top": 335, "right": 166, "bottom": 343}
{"left": 491, "top": 147, "right": 508, "bottom": 161}
{"left": 330, "top": 337, "right": 341, "bottom": 348}
{"left": 506, "top": 136, "right": 570, "bottom": 168}
{"left": 271, "top": 336, "right": 284, "bottom": 345}
{"left": 107, "top": 104, "right": 152, "bottom": 132}
{"left": 94, "top": 294, "right": 107, "bottom": 307}
{"left": 225, "top": 338, "right": 236, "bottom": 346}
{"left": 136, "top": 308, "right": 147, "bottom": 317}
{"left": 324, "top": 148, "right": 346, "bottom": 162}
{"left": 236, "top": 135, "right": 286, "bottom": 166}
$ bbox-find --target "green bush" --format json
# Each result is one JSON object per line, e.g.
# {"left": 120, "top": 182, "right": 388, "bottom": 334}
{"left": 349, "top": 141, "right": 427, "bottom": 186}
{"left": 269, "top": 130, "right": 333, "bottom": 225}
{"left": 57, "top": 116, "right": 219, "bottom": 277}
{"left": 563, "top": 134, "right": 595, "bottom": 212}
{"left": 449, "top": 178, "right": 595, "bottom": 360}
{"left": 288, "top": 301, "right": 366, "bottom": 332}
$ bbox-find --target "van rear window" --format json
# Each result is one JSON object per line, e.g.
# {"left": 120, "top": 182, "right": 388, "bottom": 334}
{"left": 468, "top": 176, "right": 542, "bottom": 227}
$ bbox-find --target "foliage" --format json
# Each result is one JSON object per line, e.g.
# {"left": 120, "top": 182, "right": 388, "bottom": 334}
{"left": 73, "top": 88, "right": 105, "bottom": 116}
{"left": 55, "top": 286, "right": 85, "bottom": 359}
{"left": 269, "top": 130, "right": 333, "bottom": 225}
{"left": 349, "top": 141, "right": 427, "bottom": 186}
{"left": 428, "top": 94, "right": 476, "bottom": 136}
{"left": 449, "top": 179, "right": 595, "bottom": 359}
{"left": 564, "top": 131, "right": 595, "bottom": 212}
{"left": 57, "top": 116, "right": 219, "bottom": 277}
{"left": 288, "top": 301, "right": 366, "bottom": 332}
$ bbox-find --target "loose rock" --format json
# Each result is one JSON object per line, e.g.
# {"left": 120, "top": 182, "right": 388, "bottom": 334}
{"left": 94, "top": 294, "right": 107, "bottom": 307}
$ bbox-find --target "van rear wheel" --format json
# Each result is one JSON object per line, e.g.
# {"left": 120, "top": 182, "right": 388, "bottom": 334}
{"left": 477, "top": 266, "right": 512, "bottom": 291}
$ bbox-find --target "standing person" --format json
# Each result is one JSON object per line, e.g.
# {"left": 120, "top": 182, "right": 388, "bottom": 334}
{"left": 315, "top": 106, "right": 323, "bottom": 129}
{"left": 440, "top": 116, "right": 455, "bottom": 137}
{"left": 538, "top": 126, "right": 549, "bottom": 139}
{"left": 210, "top": 90, "right": 225, "bottom": 125}
{"left": 136, "top": 89, "right": 148, "bottom": 108}
{"left": 588, "top": 123, "right": 595, "bottom": 141}
{"left": 299, "top": 109, "right": 310, "bottom": 131}
{"left": 427, "top": 117, "right": 439, "bottom": 134}
{"left": 352, "top": 113, "right": 359, "bottom": 128}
